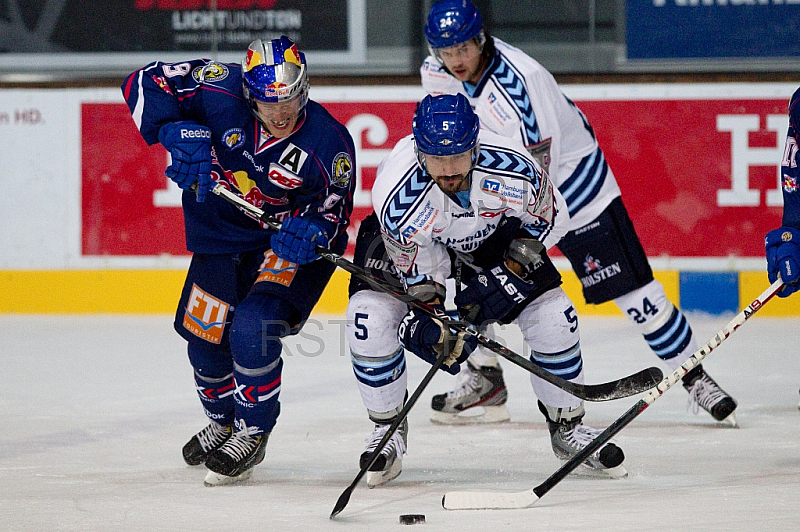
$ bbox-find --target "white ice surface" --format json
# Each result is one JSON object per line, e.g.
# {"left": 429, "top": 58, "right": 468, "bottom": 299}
{"left": 2, "top": 313, "right": 799, "bottom": 531}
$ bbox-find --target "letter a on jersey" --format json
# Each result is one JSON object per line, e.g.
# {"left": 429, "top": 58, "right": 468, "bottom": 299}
{"left": 278, "top": 143, "right": 308, "bottom": 174}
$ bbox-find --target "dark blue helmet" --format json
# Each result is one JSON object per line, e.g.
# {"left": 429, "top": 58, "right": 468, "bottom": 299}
{"left": 412, "top": 93, "right": 480, "bottom": 171}
{"left": 424, "top": 0, "right": 484, "bottom": 50}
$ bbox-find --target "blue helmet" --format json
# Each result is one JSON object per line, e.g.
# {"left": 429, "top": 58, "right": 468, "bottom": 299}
{"left": 424, "top": 0, "right": 484, "bottom": 50}
{"left": 412, "top": 93, "right": 480, "bottom": 171}
{"left": 241, "top": 36, "right": 309, "bottom": 120}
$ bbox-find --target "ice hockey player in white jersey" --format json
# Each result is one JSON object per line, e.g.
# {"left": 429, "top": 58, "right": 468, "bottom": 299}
{"left": 419, "top": 0, "right": 738, "bottom": 427}
{"left": 346, "top": 93, "right": 627, "bottom": 485}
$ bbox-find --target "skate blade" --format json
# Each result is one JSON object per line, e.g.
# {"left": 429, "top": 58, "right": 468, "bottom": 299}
{"left": 569, "top": 462, "right": 628, "bottom": 479}
{"left": 719, "top": 411, "right": 739, "bottom": 428}
{"left": 203, "top": 467, "right": 254, "bottom": 487}
{"left": 593, "top": 463, "right": 628, "bottom": 479}
{"left": 366, "top": 459, "right": 402, "bottom": 488}
{"left": 430, "top": 405, "right": 510, "bottom": 425}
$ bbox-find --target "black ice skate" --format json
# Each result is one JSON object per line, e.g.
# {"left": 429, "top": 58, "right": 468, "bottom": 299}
{"left": 682, "top": 366, "right": 738, "bottom": 427}
{"left": 539, "top": 401, "right": 627, "bottom": 478}
{"left": 203, "top": 424, "right": 268, "bottom": 486}
{"left": 430, "top": 361, "right": 510, "bottom": 424}
{"left": 359, "top": 418, "right": 408, "bottom": 488}
{"left": 182, "top": 421, "right": 233, "bottom": 466}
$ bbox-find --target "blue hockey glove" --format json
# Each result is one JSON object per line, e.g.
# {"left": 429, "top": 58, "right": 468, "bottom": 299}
{"left": 455, "top": 261, "right": 537, "bottom": 325}
{"left": 765, "top": 227, "right": 800, "bottom": 297}
{"left": 271, "top": 217, "right": 328, "bottom": 265}
{"left": 397, "top": 308, "right": 477, "bottom": 375}
{"left": 157, "top": 121, "right": 213, "bottom": 202}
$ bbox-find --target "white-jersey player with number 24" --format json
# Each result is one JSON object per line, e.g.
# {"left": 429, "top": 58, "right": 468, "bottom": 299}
{"left": 420, "top": 0, "right": 738, "bottom": 427}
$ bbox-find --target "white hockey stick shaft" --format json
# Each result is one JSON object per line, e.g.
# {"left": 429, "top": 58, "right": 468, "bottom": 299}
{"left": 443, "top": 277, "right": 785, "bottom": 510}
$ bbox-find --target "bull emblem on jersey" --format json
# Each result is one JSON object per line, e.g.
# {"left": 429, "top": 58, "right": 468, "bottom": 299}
{"left": 784, "top": 174, "right": 798, "bottom": 194}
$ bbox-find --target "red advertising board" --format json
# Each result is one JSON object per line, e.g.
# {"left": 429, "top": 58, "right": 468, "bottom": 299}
{"left": 81, "top": 95, "right": 787, "bottom": 258}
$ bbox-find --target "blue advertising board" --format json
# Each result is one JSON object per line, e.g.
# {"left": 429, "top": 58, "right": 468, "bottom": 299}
{"left": 626, "top": 1, "right": 800, "bottom": 59}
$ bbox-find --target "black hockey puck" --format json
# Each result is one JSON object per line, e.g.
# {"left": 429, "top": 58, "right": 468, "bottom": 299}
{"left": 399, "top": 514, "right": 426, "bottom": 525}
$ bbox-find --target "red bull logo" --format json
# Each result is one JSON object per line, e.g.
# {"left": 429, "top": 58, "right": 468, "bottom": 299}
{"left": 784, "top": 174, "right": 798, "bottom": 193}
{"left": 245, "top": 48, "right": 263, "bottom": 72}
{"left": 151, "top": 75, "right": 173, "bottom": 95}
{"left": 244, "top": 186, "right": 288, "bottom": 207}
{"left": 283, "top": 45, "right": 302, "bottom": 67}
{"left": 265, "top": 80, "right": 289, "bottom": 96}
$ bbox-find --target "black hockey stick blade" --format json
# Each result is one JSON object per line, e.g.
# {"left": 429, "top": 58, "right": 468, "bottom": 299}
{"left": 459, "top": 328, "right": 664, "bottom": 401}
{"left": 574, "top": 366, "right": 663, "bottom": 402}
{"left": 209, "top": 183, "right": 661, "bottom": 401}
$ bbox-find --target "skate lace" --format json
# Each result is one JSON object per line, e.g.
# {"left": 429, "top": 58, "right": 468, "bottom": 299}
{"left": 197, "top": 422, "right": 231, "bottom": 452}
{"left": 561, "top": 423, "right": 603, "bottom": 450}
{"left": 219, "top": 424, "right": 261, "bottom": 461}
{"left": 686, "top": 376, "right": 727, "bottom": 414}
{"left": 446, "top": 366, "right": 483, "bottom": 401}
{"left": 557, "top": 423, "right": 612, "bottom": 461}
{"left": 364, "top": 424, "right": 407, "bottom": 458}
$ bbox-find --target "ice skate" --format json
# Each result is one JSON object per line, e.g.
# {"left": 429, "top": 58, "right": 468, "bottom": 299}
{"left": 359, "top": 419, "right": 408, "bottom": 488}
{"left": 182, "top": 421, "right": 233, "bottom": 466}
{"left": 540, "top": 402, "right": 627, "bottom": 478}
{"left": 683, "top": 366, "right": 738, "bottom": 427}
{"left": 203, "top": 424, "right": 268, "bottom": 486}
{"left": 430, "top": 361, "right": 510, "bottom": 424}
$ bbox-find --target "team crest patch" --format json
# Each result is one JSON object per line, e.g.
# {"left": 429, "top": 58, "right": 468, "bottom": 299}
{"left": 192, "top": 62, "right": 229, "bottom": 83}
{"left": 222, "top": 128, "right": 245, "bottom": 150}
{"left": 331, "top": 152, "right": 353, "bottom": 188}
{"left": 783, "top": 174, "right": 798, "bottom": 193}
{"left": 256, "top": 250, "right": 298, "bottom": 287}
{"left": 182, "top": 284, "right": 230, "bottom": 344}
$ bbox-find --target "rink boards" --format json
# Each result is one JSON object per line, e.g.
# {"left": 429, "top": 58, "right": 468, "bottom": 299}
{"left": 0, "top": 84, "right": 797, "bottom": 315}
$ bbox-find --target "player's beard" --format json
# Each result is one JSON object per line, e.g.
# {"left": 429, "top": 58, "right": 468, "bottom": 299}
{"left": 434, "top": 172, "right": 471, "bottom": 195}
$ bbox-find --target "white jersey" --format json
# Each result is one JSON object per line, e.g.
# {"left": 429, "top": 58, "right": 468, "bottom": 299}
{"left": 372, "top": 129, "right": 570, "bottom": 287}
{"left": 421, "top": 38, "right": 620, "bottom": 229}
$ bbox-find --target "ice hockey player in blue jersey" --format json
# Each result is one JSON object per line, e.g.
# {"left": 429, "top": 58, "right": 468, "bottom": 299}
{"left": 347, "top": 93, "right": 626, "bottom": 486}
{"left": 418, "top": 0, "right": 737, "bottom": 427}
{"left": 764, "top": 87, "right": 800, "bottom": 408}
{"left": 765, "top": 86, "right": 800, "bottom": 299}
{"left": 121, "top": 36, "right": 356, "bottom": 486}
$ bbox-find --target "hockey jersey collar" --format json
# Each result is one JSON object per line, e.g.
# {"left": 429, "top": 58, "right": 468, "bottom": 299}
{"left": 254, "top": 109, "right": 307, "bottom": 155}
{"left": 462, "top": 52, "right": 501, "bottom": 98}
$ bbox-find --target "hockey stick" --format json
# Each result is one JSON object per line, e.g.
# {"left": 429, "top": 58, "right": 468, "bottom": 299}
{"left": 441, "top": 277, "right": 785, "bottom": 510}
{"left": 330, "top": 339, "right": 452, "bottom": 518}
{"left": 208, "top": 183, "right": 663, "bottom": 402}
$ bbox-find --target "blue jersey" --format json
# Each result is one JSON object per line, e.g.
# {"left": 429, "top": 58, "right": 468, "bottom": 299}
{"left": 122, "top": 59, "right": 356, "bottom": 254}
{"left": 783, "top": 87, "right": 800, "bottom": 230}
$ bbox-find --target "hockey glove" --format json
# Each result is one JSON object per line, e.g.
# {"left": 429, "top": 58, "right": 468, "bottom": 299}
{"left": 397, "top": 308, "right": 477, "bottom": 375}
{"left": 765, "top": 227, "right": 800, "bottom": 297}
{"left": 158, "top": 121, "right": 213, "bottom": 202}
{"left": 271, "top": 217, "right": 328, "bottom": 265}
{"left": 455, "top": 261, "right": 537, "bottom": 325}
